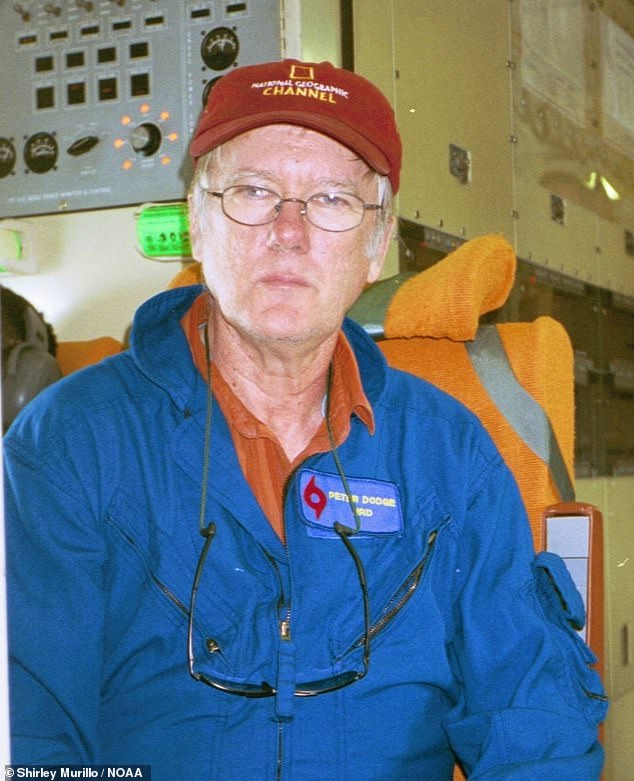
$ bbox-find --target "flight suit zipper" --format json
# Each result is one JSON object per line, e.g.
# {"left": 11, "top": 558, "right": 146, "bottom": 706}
{"left": 349, "top": 525, "right": 442, "bottom": 653}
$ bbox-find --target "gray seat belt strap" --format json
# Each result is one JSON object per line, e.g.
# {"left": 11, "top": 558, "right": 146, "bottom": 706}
{"left": 465, "top": 325, "right": 575, "bottom": 502}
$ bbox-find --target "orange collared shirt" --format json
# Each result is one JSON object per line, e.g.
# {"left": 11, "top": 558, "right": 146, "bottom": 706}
{"left": 182, "top": 293, "right": 374, "bottom": 540}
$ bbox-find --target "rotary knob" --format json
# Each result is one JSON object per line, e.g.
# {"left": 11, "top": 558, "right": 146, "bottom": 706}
{"left": 130, "top": 122, "right": 162, "bottom": 156}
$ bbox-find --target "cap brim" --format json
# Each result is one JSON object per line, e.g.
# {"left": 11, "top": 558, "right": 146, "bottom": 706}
{"left": 189, "top": 110, "right": 391, "bottom": 177}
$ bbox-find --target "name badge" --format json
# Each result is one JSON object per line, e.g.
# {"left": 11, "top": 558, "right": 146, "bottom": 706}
{"left": 297, "top": 468, "right": 403, "bottom": 538}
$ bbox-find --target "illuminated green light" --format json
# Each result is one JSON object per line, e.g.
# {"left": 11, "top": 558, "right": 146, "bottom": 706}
{"left": 0, "top": 227, "right": 23, "bottom": 265}
{"left": 136, "top": 202, "right": 193, "bottom": 259}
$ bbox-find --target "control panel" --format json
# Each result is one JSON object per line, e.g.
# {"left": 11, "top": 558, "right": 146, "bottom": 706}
{"left": 0, "top": 0, "right": 282, "bottom": 218}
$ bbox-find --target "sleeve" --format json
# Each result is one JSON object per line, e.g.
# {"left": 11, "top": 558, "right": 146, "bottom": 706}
{"left": 442, "top": 461, "right": 608, "bottom": 780}
{"left": 5, "top": 433, "right": 107, "bottom": 763}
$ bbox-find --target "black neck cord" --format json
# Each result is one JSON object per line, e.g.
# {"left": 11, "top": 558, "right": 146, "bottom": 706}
{"left": 198, "top": 323, "right": 215, "bottom": 540}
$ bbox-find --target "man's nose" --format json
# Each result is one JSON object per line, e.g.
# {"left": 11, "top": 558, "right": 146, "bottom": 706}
{"left": 274, "top": 198, "right": 308, "bottom": 221}
{"left": 268, "top": 198, "right": 310, "bottom": 248}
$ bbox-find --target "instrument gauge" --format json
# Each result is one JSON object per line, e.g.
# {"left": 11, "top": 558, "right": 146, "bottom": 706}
{"left": 23, "top": 132, "right": 58, "bottom": 174}
{"left": 0, "top": 138, "right": 16, "bottom": 179}
{"left": 201, "top": 27, "right": 239, "bottom": 71}
{"left": 202, "top": 76, "right": 222, "bottom": 107}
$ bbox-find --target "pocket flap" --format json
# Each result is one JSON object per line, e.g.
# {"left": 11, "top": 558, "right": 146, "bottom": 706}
{"left": 532, "top": 551, "right": 586, "bottom": 632}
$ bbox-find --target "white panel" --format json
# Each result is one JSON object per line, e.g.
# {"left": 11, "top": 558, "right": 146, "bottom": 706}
{"left": 546, "top": 514, "right": 591, "bottom": 640}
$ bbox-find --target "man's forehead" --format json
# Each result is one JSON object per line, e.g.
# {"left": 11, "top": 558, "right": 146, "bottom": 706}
{"left": 219, "top": 124, "right": 374, "bottom": 179}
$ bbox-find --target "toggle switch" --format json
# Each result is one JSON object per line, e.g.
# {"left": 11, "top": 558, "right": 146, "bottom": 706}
{"left": 67, "top": 135, "right": 99, "bottom": 156}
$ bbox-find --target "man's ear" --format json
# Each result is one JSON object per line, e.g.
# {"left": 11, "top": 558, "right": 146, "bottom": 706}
{"left": 367, "top": 215, "right": 396, "bottom": 284}
{"left": 187, "top": 194, "right": 202, "bottom": 259}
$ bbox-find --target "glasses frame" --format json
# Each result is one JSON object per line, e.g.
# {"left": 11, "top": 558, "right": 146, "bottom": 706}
{"left": 202, "top": 184, "right": 383, "bottom": 233}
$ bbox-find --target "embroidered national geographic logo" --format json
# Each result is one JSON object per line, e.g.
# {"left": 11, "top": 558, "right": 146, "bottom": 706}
{"left": 250, "top": 64, "right": 350, "bottom": 104}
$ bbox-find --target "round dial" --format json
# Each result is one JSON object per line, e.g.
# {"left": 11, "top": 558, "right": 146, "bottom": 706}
{"left": 0, "top": 138, "right": 16, "bottom": 178}
{"left": 202, "top": 76, "right": 222, "bottom": 107}
{"left": 130, "top": 122, "right": 162, "bottom": 157}
{"left": 201, "top": 27, "right": 239, "bottom": 71}
{"left": 23, "top": 132, "right": 58, "bottom": 174}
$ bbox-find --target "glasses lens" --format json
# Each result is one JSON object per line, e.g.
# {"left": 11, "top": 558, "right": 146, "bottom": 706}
{"left": 295, "top": 669, "right": 365, "bottom": 696}
{"left": 222, "top": 185, "right": 279, "bottom": 226}
{"left": 306, "top": 192, "right": 365, "bottom": 232}
{"left": 192, "top": 667, "right": 365, "bottom": 698}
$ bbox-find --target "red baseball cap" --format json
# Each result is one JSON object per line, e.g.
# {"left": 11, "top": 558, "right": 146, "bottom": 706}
{"left": 190, "top": 59, "right": 402, "bottom": 193}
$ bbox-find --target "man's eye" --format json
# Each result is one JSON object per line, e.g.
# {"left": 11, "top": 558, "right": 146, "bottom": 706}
{"left": 312, "top": 193, "right": 352, "bottom": 210}
{"left": 239, "top": 186, "right": 275, "bottom": 201}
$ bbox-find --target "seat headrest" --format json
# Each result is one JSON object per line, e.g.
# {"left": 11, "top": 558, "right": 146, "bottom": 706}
{"left": 384, "top": 233, "right": 516, "bottom": 341}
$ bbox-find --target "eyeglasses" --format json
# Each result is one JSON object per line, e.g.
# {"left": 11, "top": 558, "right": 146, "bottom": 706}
{"left": 188, "top": 357, "right": 370, "bottom": 698}
{"left": 187, "top": 520, "right": 371, "bottom": 697}
{"left": 203, "top": 184, "right": 382, "bottom": 233}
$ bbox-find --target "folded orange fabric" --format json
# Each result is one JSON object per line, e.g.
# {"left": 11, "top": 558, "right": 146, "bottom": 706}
{"left": 56, "top": 336, "right": 123, "bottom": 376}
{"left": 384, "top": 234, "right": 516, "bottom": 341}
{"left": 167, "top": 262, "right": 204, "bottom": 289}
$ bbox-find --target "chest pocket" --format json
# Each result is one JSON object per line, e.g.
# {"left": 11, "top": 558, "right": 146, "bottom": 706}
{"left": 289, "top": 471, "right": 450, "bottom": 665}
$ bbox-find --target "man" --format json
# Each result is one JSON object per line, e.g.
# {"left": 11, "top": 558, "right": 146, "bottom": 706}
{"left": 5, "top": 59, "right": 606, "bottom": 779}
